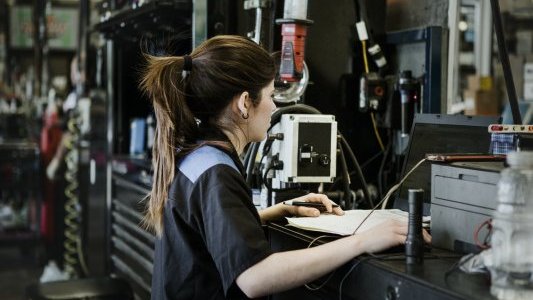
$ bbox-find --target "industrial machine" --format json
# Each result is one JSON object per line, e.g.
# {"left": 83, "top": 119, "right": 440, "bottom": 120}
{"left": 245, "top": 101, "right": 373, "bottom": 210}
{"left": 270, "top": 114, "right": 337, "bottom": 185}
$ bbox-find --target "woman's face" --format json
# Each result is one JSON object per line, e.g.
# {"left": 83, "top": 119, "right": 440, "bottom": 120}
{"left": 248, "top": 80, "right": 276, "bottom": 142}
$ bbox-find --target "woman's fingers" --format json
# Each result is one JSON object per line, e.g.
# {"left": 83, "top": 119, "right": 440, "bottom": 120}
{"left": 392, "top": 221, "right": 432, "bottom": 245}
{"left": 303, "top": 193, "right": 344, "bottom": 215}
{"left": 332, "top": 206, "right": 345, "bottom": 216}
{"left": 295, "top": 206, "right": 320, "bottom": 217}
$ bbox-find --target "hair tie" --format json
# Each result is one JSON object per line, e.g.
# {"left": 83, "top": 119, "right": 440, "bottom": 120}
{"left": 182, "top": 55, "right": 193, "bottom": 79}
{"left": 183, "top": 55, "right": 192, "bottom": 71}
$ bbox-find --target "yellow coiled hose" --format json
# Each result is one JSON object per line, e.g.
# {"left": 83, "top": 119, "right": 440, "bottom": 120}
{"left": 63, "top": 111, "right": 89, "bottom": 278}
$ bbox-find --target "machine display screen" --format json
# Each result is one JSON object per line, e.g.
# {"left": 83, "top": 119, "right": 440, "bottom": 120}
{"left": 395, "top": 116, "right": 496, "bottom": 213}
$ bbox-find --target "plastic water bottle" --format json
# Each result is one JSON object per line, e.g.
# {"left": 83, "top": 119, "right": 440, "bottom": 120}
{"left": 129, "top": 118, "right": 146, "bottom": 156}
{"left": 146, "top": 115, "right": 155, "bottom": 154}
{"left": 490, "top": 151, "right": 533, "bottom": 300}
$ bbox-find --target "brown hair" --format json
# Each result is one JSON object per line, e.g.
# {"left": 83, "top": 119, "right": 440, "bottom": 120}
{"left": 139, "top": 35, "right": 276, "bottom": 236}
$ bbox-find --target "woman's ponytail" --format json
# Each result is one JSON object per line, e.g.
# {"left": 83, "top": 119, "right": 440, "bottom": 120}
{"left": 139, "top": 55, "right": 195, "bottom": 236}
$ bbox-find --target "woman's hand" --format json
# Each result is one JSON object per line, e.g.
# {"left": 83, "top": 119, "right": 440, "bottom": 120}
{"left": 355, "top": 219, "right": 432, "bottom": 254}
{"left": 283, "top": 193, "right": 344, "bottom": 217}
{"left": 259, "top": 193, "right": 343, "bottom": 224}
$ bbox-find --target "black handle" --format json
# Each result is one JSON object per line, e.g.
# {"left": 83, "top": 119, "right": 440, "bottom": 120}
{"left": 405, "top": 188, "right": 424, "bottom": 265}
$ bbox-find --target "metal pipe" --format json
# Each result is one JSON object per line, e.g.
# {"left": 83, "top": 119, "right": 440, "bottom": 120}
{"left": 490, "top": 0, "right": 522, "bottom": 124}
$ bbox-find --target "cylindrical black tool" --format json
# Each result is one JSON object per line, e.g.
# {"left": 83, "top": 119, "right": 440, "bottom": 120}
{"left": 406, "top": 188, "right": 424, "bottom": 265}
{"left": 398, "top": 71, "right": 419, "bottom": 137}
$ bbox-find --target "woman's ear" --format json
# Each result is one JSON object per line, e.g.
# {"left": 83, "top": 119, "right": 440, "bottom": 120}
{"left": 236, "top": 91, "right": 250, "bottom": 116}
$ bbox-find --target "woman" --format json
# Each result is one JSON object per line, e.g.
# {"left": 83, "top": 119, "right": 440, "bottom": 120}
{"left": 140, "top": 35, "right": 429, "bottom": 299}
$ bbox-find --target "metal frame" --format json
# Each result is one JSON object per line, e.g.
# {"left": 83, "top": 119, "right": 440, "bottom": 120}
{"left": 475, "top": 0, "right": 492, "bottom": 76}
{"left": 447, "top": 0, "right": 460, "bottom": 114}
{"left": 386, "top": 26, "right": 446, "bottom": 114}
{"left": 105, "top": 39, "right": 114, "bottom": 274}
{"left": 193, "top": 0, "right": 208, "bottom": 47}
{"left": 447, "top": 0, "right": 494, "bottom": 113}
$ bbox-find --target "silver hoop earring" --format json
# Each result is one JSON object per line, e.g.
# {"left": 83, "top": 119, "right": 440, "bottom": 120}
{"left": 242, "top": 112, "right": 249, "bottom": 119}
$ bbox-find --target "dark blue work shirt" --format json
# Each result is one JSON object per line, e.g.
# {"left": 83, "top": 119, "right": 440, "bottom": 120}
{"left": 151, "top": 145, "right": 272, "bottom": 300}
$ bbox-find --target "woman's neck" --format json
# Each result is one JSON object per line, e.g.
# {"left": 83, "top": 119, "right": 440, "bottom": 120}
{"left": 221, "top": 128, "right": 246, "bottom": 155}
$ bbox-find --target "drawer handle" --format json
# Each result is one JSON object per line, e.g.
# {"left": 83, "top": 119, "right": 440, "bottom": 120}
{"left": 459, "top": 174, "right": 479, "bottom": 182}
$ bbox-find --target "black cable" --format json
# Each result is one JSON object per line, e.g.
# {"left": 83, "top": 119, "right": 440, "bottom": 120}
{"left": 340, "top": 135, "right": 373, "bottom": 208}
{"left": 337, "top": 141, "right": 352, "bottom": 209}
{"left": 360, "top": 150, "right": 384, "bottom": 170}
{"left": 262, "top": 164, "right": 275, "bottom": 188}
{"left": 256, "top": 135, "right": 278, "bottom": 174}
{"left": 490, "top": 0, "right": 522, "bottom": 124}
{"left": 263, "top": 163, "right": 276, "bottom": 201}
{"left": 305, "top": 270, "right": 338, "bottom": 291}
{"left": 377, "top": 131, "right": 392, "bottom": 199}
{"left": 269, "top": 104, "right": 322, "bottom": 131}
{"left": 353, "top": 0, "right": 360, "bottom": 23}
{"left": 356, "top": 0, "right": 369, "bottom": 32}
{"left": 338, "top": 257, "right": 370, "bottom": 300}
{"left": 329, "top": 150, "right": 383, "bottom": 192}
{"left": 243, "top": 144, "right": 252, "bottom": 172}
{"left": 245, "top": 142, "right": 260, "bottom": 186}
{"left": 262, "top": 160, "right": 297, "bottom": 194}
{"left": 258, "top": 152, "right": 267, "bottom": 169}
{"left": 444, "top": 260, "right": 461, "bottom": 288}
{"left": 302, "top": 234, "right": 342, "bottom": 291}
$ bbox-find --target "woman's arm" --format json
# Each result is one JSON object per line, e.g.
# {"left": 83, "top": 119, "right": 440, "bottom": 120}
{"left": 236, "top": 219, "right": 431, "bottom": 298}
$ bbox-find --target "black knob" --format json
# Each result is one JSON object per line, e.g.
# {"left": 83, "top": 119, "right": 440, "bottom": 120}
{"left": 319, "top": 154, "right": 330, "bottom": 166}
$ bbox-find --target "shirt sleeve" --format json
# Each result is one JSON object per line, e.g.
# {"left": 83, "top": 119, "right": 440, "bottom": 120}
{"left": 194, "top": 164, "right": 273, "bottom": 295}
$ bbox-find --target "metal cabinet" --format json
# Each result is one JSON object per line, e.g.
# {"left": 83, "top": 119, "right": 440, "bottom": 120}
{"left": 110, "top": 170, "right": 153, "bottom": 300}
{"left": 0, "top": 141, "right": 40, "bottom": 247}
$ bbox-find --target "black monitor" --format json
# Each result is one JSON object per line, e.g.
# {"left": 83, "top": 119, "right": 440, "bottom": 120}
{"left": 394, "top": 114, "right": 499, "bottom": 215}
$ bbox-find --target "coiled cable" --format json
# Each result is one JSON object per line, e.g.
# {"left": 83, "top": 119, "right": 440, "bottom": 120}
{"left": 63, "top": 110, "right": 89, "bottom": 278}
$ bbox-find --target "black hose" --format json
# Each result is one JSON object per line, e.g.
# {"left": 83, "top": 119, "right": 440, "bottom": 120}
{"left": 269, "top": 104, "right": 322, "bottom": 131}
{"left": 356, "top": 0, "right": 368, "bottom": 28}
{"left": 329, "top": 150, "right": 383, "bottom": 192}
{"left": 243, "top": 144, "right": 252, "bottom": 171}
{"left": 263, "top": 163, "right": 276, "bottom": 202}
{"left": 377, "top": 130, "right": 392, "bottom": 198}
{"left": 340, "top": 134, "right": 373, "bottom": 208}
{"left": 337, "top": 141, "right": 352, "bottom": 209}
{"left": 245, "top": 142, "right": 260, "bottom": 186}
{"left": 353, "top": 0, "right": 360, "bottom": 23}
